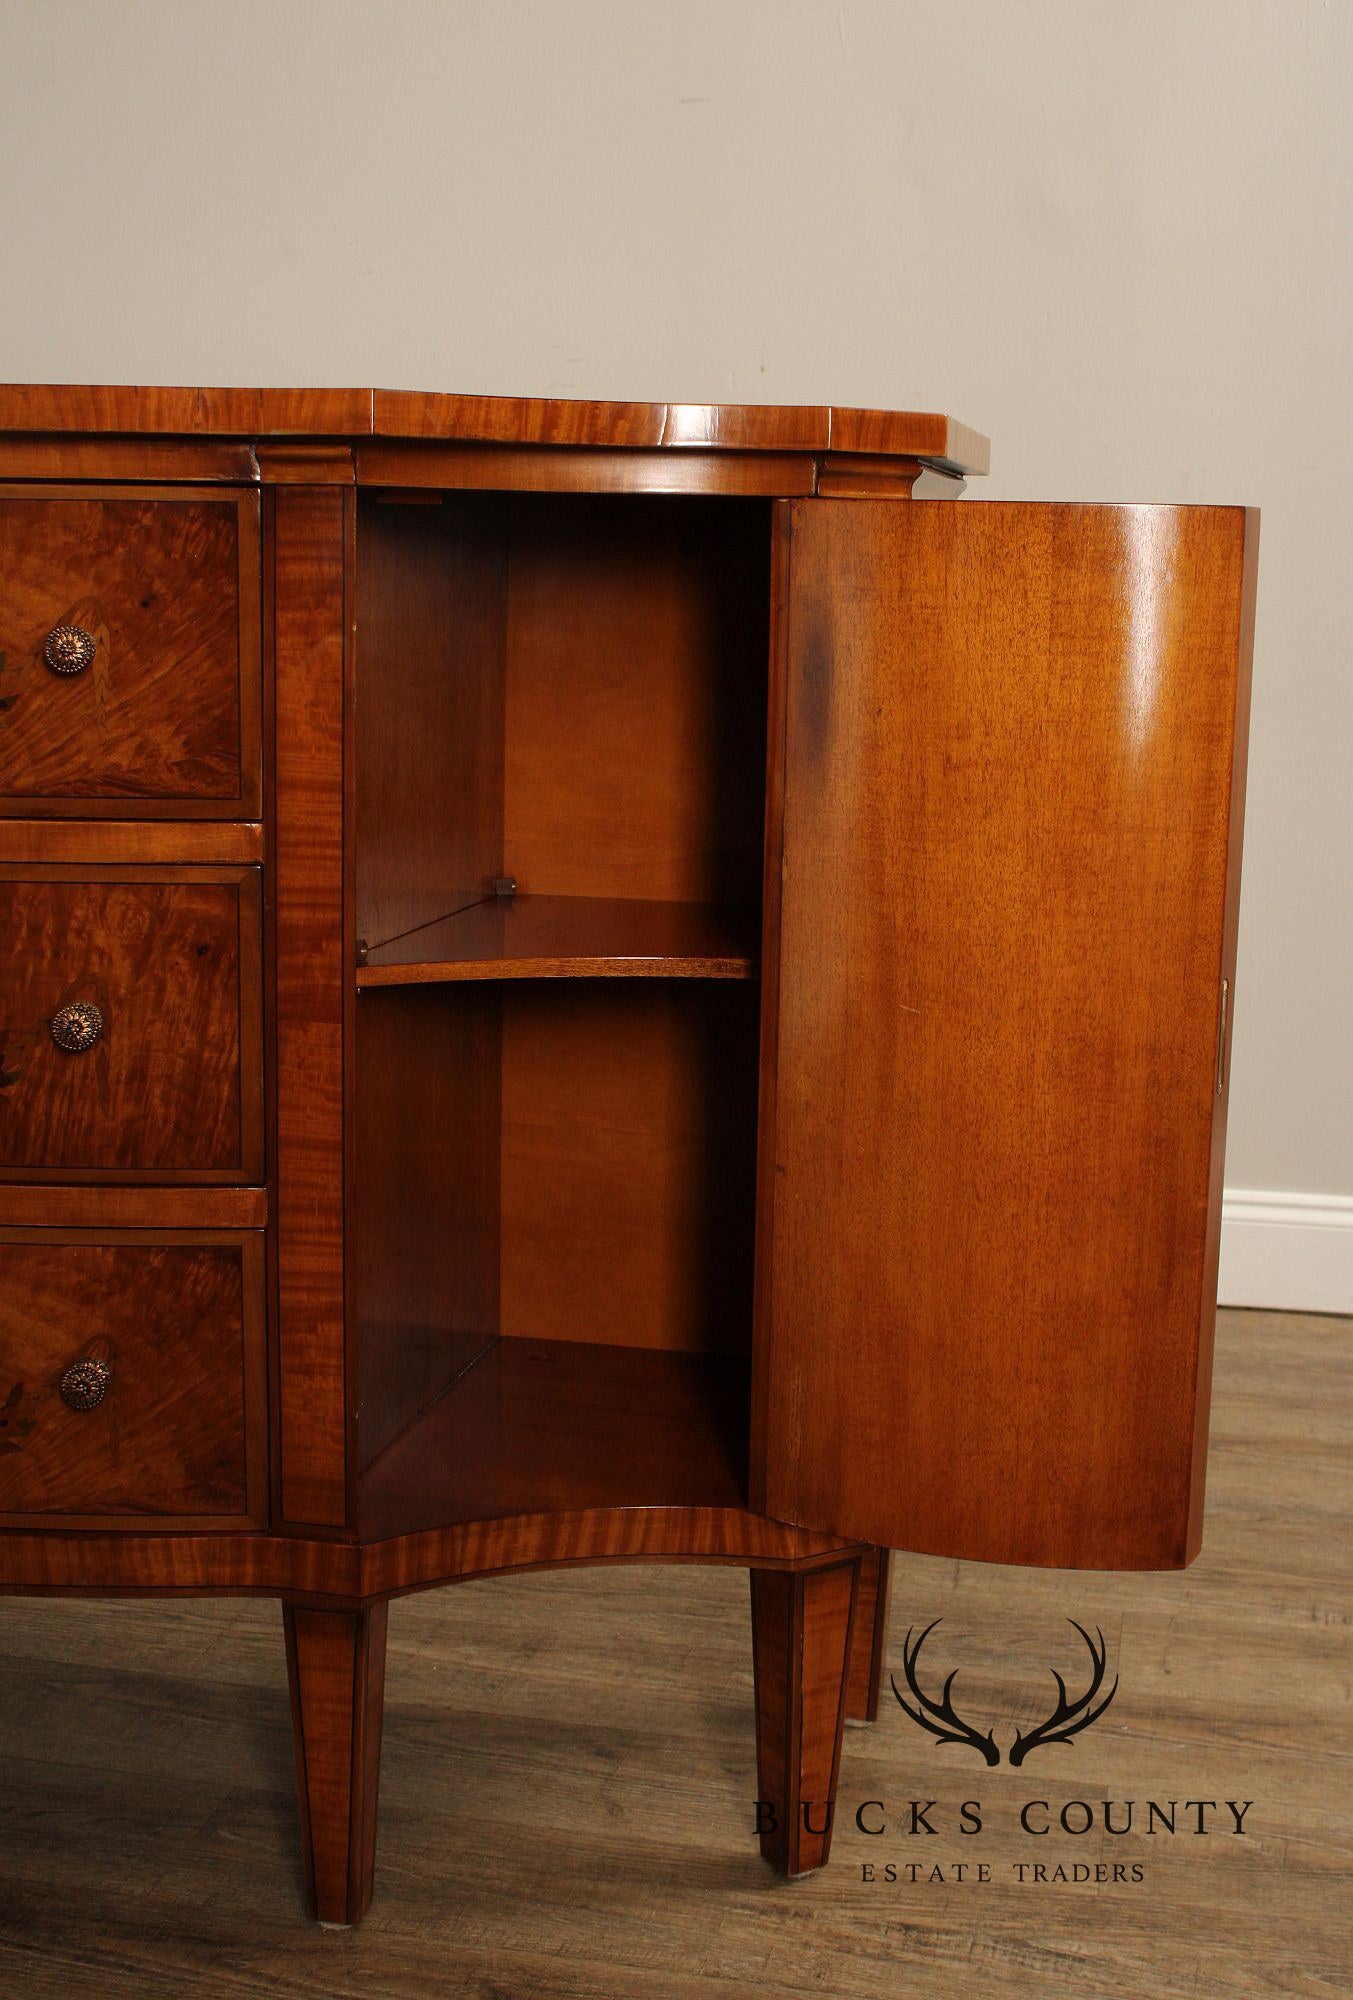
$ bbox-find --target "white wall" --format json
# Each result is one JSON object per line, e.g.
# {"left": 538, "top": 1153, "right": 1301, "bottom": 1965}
{"left": 2, "top": 0, "right": 1349, "bottom": 1302}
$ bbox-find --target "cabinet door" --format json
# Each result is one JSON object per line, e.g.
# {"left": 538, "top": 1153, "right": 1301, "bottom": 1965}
{"left": 754, "top": 501, "right": 1256, "bottom": 1569}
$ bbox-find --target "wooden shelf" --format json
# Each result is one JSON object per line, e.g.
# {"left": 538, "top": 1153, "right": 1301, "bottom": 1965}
{"left": 357, "top": 894, "right": 758, "bottom": 985}
{"left": 358, "top": 1335, "right": 749, "bottom": 1539}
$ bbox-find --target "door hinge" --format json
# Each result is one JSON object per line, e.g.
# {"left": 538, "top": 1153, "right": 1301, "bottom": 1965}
{"left": 1216, "top": 977, "right": 1230, "bottom": 1096}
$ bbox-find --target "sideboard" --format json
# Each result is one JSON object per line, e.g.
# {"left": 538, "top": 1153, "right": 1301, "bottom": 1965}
{"left": 0, "top": 385, "right": 1256, "bottom": 1923}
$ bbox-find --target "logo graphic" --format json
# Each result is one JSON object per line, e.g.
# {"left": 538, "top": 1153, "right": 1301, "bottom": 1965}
{"left": 891, "top": 1618, "right": 1118, "bottom": 1766}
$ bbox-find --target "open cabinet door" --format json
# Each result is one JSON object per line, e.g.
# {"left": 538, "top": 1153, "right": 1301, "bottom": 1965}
{"left": 753, "top": 500, "right": 1256, "bottom": 1569}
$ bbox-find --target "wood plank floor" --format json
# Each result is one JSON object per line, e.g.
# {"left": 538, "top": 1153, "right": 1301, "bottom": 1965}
{"left": 1, "top": 1308, "right": 1349, "bottom": 1998}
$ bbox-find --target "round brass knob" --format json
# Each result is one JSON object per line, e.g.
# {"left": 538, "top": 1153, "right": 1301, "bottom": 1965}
{"left": 44, "top": 623, "right": 97, "bottom": 677}
{"left": 50, "top": 1001, "right": 104, "bottom": 1053}
{"left": 59, "top": 1357, "right": 112, "bottom": 1412}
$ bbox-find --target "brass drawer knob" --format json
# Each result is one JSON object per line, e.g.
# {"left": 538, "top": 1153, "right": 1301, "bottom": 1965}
{"left": 43, "top": 623, "right": 97, "bottom": 677}
{"left": 59, "top": 1357, "right": 112, "bottom": 1412}
{"left": 50, "top": 1001, "right": 104, "bottom": 1053}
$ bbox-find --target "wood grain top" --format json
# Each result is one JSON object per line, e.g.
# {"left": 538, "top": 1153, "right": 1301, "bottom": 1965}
{"left": 0, "top": 384, "right": 989, "bottom": 471}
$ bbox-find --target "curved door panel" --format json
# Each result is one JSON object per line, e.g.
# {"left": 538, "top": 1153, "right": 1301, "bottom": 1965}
{"left": 755, "top": 500, "right": 1255, "bottom": 1568}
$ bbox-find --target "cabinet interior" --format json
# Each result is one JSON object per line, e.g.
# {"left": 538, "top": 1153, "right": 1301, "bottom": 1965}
{"left": 353, "top": 492, "right": 772, "bottom": 1536}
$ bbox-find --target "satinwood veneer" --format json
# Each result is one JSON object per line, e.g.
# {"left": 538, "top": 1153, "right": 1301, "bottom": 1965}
{"left": 0, "top": 385, "right": 1254, "bottom": 1929}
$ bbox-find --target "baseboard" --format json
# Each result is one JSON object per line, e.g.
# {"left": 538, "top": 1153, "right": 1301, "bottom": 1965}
{"left": 1219, "top": 1190, "right": 1353, "bottom": 1314}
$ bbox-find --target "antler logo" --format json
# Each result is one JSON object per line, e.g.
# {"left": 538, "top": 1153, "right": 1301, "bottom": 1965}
{"left": 891, "top": 1621, "right": 1000, "bottom": 1765}
{"left": 1009, "top": 1621, "right": 1118, "bottom": 1765}
{"left": 891, "top": 1618, "right": 1118, "bottom": 1766}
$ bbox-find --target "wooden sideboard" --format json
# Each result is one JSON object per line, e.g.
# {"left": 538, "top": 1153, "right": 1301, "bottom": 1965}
{"left": 0, "top": 386, "right": 1256, "bottom": 1924}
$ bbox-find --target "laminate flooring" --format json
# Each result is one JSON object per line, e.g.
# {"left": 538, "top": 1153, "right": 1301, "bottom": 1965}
{"left": 1, "top": 1308, "right": 1348, "bottom": 1998}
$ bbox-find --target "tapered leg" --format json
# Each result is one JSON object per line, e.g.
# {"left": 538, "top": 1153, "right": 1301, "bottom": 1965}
{"left": 283, "top": 1600, "right": 389, "bottom": 1925}
{"left": 750, "top": 1556, "right": 860, "bottom": 1875}
{"left": 845, "top": 1547, "right": 892, "bottom": 1723}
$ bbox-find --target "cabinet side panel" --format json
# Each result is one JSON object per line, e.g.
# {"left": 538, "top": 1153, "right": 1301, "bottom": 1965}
{"left": 354, "top": 984, "right": 501, "bottom": 1477}
{"left": 1186, "top": 508, "right": 1259, "bottom": 1559}
{"left": 274, "top": 486, "right": 350, "bottom": 1529}
{"left": 761, "top": 500, "right": 1252, "bottom": 1569}
{"left": 749, "top": 503, "right": 793, "bottom": 1498}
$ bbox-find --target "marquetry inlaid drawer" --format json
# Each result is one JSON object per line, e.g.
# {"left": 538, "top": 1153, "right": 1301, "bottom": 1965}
{"left": 0, "top": 1227, "right": 265, "bottom": 1528}
{"left": 0, "top": 864, "right": 263, "bottom": 1181}
{"left": 0, "top": 485, "right": 260, "bottom": 815}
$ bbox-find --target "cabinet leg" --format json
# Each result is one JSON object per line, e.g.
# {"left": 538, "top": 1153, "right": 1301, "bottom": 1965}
{"left": 283, "top": 1600, "right": 389, "bottom": 1925}
{"left": 845, "top": 1547, "right": 892, "bottom": 1723}
{"left": 750, "top": 1557, "right": 860, "bottom": 1876}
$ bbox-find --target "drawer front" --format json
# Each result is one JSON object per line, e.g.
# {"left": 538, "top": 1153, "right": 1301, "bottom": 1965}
{"left": 0, "top": 1228, "right": 265, "bottom": 1527}
{"left": 0, "top": 865, "right": 263, "bottom": 1180}
{"left": 0, "top": 486, "right": 260, "bottom": 815}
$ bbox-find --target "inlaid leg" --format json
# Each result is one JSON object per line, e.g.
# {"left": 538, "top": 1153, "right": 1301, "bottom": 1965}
{"left": 750, "top": 1556, "right": 860, "bottom": 1875}
{"left": 283, "top": 1600, "right": 389, "bottom": 1925}
{"left": 845, "top": 1546, "right": 892, "bottom": 1723}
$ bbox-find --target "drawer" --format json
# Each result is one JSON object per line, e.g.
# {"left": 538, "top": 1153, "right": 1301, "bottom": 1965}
{"left": 0, "top": 485, "right": 260, "bottom": 815}
{"left": 0, "top": 864, "right": 263, "bottom": 1180}
{"left": 0, "top": 1228, "right": 266, "bottom": 1528}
